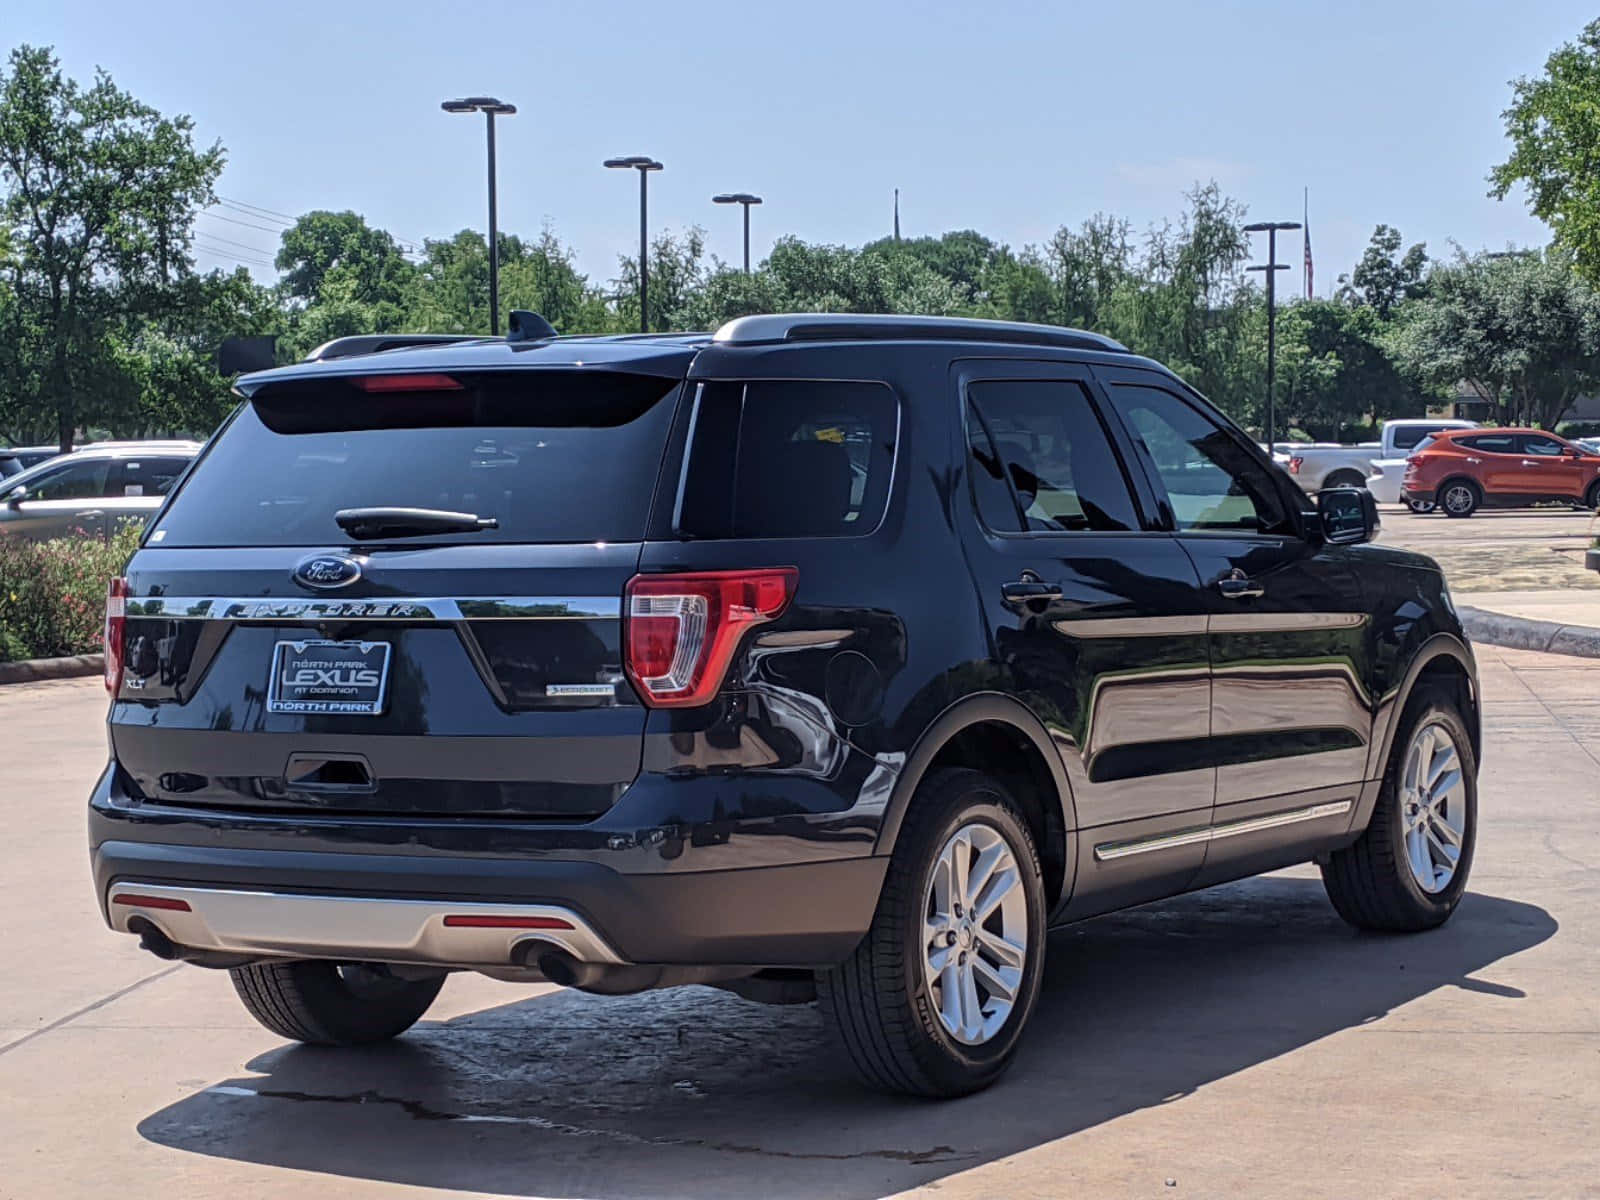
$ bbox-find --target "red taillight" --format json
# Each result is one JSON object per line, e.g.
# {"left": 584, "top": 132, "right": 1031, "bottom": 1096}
{"left": 352, "top": 373, "right": 463, "bottom": 393}
{"left": 111, "top": 893, "right": 191, "bottom": 912}
{"left": 104, "top": 576, "right": 128, "bottom": 694}
{"left": 1288, "top": 456, "right": 1304, "bottom": 474}
{"left": 624, "top": 568, "right": 798, "bottom": 708}
{"left": 1406, "top": 455, "right": 1424, "bottom": 466}
{"left": 442, "top": 915, "right": 574, "bottom": 930}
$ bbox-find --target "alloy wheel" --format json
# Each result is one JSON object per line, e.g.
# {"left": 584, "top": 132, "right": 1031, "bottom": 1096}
{"left": 1400, "top": 721, "right": 1468, "bottom": 893}
{"left": 921, "top": 822, "right": 1029, "bottom": 1046}
{"left": 1443, "top": 484, "right": 1475, "bottom": 515}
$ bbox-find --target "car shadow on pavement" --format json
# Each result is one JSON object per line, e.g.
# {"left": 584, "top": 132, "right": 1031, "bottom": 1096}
{"left": 137, "top": 876, "right": 1555, "bottom": 1199}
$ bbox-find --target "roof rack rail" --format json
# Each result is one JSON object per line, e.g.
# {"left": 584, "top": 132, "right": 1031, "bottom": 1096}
{"left": 302, "top": 333, "right": 491, "bottom": 362}
{"left": 711, "top": 313, "right": 1128, "bottom": 353}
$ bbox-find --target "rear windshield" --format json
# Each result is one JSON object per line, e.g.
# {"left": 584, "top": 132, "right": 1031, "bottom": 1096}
{"left": 150, "top": 371, "right": 681, "bottom": 546}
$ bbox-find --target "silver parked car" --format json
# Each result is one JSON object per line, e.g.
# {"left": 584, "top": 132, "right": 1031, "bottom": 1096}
{"left": 0, "top": 442, "right": 201, "bottom": 541}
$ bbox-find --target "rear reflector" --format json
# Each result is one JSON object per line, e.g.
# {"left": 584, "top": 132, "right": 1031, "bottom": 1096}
{"left": 104, "top": 577, "right": 129, "bottom": 694}
{"left": 352, "top": 373, "right": 463, "bottom": 393}
{"left": 111, "top": 893, "right": 192, "bottom": 912}
{"left": 441, "top": 915, "right": 575, "bottom": 930}
{"left": 624, "top": 568, "right": 798, "bottom": 708}
{"left": 1288, "top": 456, "right": 1304, "bottom": 474}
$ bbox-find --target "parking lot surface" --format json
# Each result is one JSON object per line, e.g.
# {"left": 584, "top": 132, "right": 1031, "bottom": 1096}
{"left": 1375, "top": 505, "right": 1599, "bottom": 593}
{"left": 2, "top": 645, "right": 1596, "bottom": 1199}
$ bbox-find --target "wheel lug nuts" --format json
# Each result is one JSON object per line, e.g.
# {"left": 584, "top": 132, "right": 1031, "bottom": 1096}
{"left": 945, "top": 931, "right": 957, "bottom": 946}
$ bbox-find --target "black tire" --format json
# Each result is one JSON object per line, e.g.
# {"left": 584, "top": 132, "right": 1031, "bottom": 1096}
{"left": 1321, "top": 687, "right": 1477, "bottom": 932}
{"left": 817, "top": 767, "right": 1047, "bottom": 1098}
{"left": 1439, "top": 478, "right": 1480, "bottom": 518}
{"left": 1322, "top": 470, "right": 1367, "bottom": 492}
{"left": 1585, "top": 479, "right": 1600, "bottom": 511}
{"left": 230, "top": 960, "right": 445, "bottom": 1045}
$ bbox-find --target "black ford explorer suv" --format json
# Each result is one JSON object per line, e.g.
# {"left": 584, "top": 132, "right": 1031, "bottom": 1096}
{"left": 91, "top": 312, "right": 1480, "bottom": 1098}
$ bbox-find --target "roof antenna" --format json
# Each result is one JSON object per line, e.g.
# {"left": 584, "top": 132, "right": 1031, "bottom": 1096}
{"left": 893, "top": 188, "right": 900, "bottom": 242}
{"left": 506, "top": 310, "right": 558, "bottom": 343}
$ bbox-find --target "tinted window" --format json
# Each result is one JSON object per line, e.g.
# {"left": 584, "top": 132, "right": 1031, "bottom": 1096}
{"left": 1390, "top": 423, "right": 1454, "bottom": 450}
{"left": 1459, "top": 434, "right": 1517, "bottom": 454}
{"left": 13, "top": 459, "right": 112, "bottom": 501}
{"left": 152, "top": 372, "right": 680, "bottom": 546}
{"left": 117, "top": 457, "right": 190, "bottom": 497}
{"left": 1520, "top": 435, "right": 1566, "bottom": 457}
{"left": 1109, "top": 384, "right": 1291, "bottom": 534}
{"left": 965, "top": 380, "right": 1139, "bottom": 533}
{"left": 676, "top": 380, "right": 897, "bottom": 539}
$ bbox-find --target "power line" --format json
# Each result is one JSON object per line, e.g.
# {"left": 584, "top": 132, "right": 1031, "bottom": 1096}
{"left": 193, "top": 239, "right": 275, "bottom": 269}
{"left": 202, "top": 210, "right": 287, "bottom": 236}
{"left": 194, "top": 230, "right": 277, "bottom": 259}
{"left": 215, "top": 194, "right": 296, "bottom": 223}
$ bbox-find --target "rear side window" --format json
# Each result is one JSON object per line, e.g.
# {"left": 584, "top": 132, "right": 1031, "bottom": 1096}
{"left": 675, "top": 380, "right": 897, "bottom": 539}
{"left": 151, "top": 371, "right": 681, "bottom": 546}
{"left": 965, "top": 380, "right": 1139, "bottom": 533}
{"left": 1390, "top": 424, "right": 1451, "bottom": 450}
{"left": 117, "top": 457, "right": 190, "bottom": 497}
{"left": 1458, "top": 434, "right": 1516, "bottom": 454}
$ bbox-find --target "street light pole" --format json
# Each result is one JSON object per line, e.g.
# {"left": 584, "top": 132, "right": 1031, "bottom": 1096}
{"left": 605, "top": 157, "right": 664, "bottom": 332}
{"left": 1245, "top": 220, "right": 1302, "bottom": 451}
{"left": 441, "top": 97, "right": 516, "bottom": 335}
{"left": 712, "top": 193, "right": 763, "bottom": 273}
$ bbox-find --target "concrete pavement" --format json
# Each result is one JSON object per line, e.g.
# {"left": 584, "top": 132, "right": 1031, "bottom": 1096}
{"left": 2, "top": 646, "right": 1597, "bottom": 1199}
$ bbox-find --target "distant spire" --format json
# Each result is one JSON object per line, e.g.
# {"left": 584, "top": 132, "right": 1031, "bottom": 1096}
{"left": 1303, "top": 186, "right": 1313, "bottom": 300}
{"left": 893, "top": 188, "right": 900, "bottom": 242}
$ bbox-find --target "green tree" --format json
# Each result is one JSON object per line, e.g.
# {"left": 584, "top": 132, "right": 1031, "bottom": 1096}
{"left": 1490, "top": 19, "right": 1600, "bottom": 279}
{"left": 1387, "top": 249, "right": 1600, "bottom": 428}
{"left": 274, "top": 209, "right": 412, "bottom": 308}
{"left": 1276, "top": 301, "right": 1423, "bottom": 439}
{"left": 1339, "top": 224, "right": 1428, "bottom": 317}
{"left": 0, "top": 45, "right": 223, "bottom": 449}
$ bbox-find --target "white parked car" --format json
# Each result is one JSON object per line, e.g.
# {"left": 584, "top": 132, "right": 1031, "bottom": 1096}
{"left": 1284, "top": 419, "right": 1478, "bottom": 493}
{"left": 1367, "top": 439, "right": 1436, "bottom": 513}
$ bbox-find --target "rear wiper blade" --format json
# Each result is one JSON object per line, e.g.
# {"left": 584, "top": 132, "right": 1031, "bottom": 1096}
{"left": 334, "top": 507, "right": 499, "bottom": 540}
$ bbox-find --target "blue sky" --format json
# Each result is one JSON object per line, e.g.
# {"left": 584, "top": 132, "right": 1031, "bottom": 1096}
{"left": 7, "top": 0, "right": 1591, "bottom": 296}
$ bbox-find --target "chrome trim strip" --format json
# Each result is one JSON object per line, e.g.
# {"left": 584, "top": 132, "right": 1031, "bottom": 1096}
{"left": 1209, "top": 612, "right": 1369, "bottom": 634}
{"left": 1053, "top": 615, "right": 1209, "bottom": 639}
{"left": 1093, "top": 799, "right": 1354, "bottom": 862}
{"left": 122, "top": 596, "right": 622, "bottom": 621}
{"left": 106, "top": 884, "right": 627, "bottom": 966}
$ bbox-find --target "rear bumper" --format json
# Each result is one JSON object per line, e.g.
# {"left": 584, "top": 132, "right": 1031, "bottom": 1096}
{"left": 1400, "top": 487, "right": 1435, "bottom": 504}
{"left": 90, "top": 766, "right": 887, "bottom": 969}
{"left": 105, "top": 882, "right": 625, "bottom": 968}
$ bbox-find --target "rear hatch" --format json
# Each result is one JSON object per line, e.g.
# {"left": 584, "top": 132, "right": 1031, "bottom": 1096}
{"left": 109, "top": 345, "right": 693, "bottom": 820}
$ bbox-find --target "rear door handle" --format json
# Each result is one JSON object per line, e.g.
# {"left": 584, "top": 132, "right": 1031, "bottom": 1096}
{"left": 1217, "top": 570, "right": 1264, "bottom": 600}
{"left": 1002, "top": 578, "right": 1063, "bottom": 604}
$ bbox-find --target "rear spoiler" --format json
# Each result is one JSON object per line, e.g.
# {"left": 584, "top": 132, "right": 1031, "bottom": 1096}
{"left": 303, "top": 334, "right": 490, "bottom": 362}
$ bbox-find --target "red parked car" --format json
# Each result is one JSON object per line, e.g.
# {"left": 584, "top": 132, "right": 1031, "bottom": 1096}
{"left": 1401, "top": 427, "right": 1600, "bottom": 517}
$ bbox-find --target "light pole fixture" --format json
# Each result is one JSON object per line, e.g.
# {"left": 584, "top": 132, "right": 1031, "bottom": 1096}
{"left": 605, "top": 156, "right": 664, "bottom": 332}
{"left": 712, "top": 192, "right": 763, "bottom": 273}
{"left": 1245, "top": 220, "right": 1302, "bottom": 452}
{"left": 441, "top": 96, "right": 517, "bottom": 335}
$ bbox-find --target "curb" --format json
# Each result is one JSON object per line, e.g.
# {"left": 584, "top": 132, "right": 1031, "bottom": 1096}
{"left": 0, "top": 653, "right": 104, "bottom": 684}
{"left": 1457, "top": 606, "right": 1600, "bottom": 660}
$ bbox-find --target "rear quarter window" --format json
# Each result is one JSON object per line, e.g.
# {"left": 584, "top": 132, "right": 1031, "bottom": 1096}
{"left": 675, "top": 380, "right": 898, "bottom": 539}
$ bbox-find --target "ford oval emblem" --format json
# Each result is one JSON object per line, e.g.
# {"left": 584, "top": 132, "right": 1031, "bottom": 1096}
{"left": 293, "top": 553, "right": 363, "bottom": 590}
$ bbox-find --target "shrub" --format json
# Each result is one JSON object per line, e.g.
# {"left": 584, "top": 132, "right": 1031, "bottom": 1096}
{"left": 0, "top": 524, "right": 144, "bottom": 661}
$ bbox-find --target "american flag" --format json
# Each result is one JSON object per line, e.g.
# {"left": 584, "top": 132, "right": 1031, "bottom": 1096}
{"left": 1303, "top": 188, "right": 1313, "bottom": 299}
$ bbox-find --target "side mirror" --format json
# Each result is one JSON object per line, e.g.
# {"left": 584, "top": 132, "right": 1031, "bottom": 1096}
{"left": 1317, "top": 487, "right": 1378, "bottom": 545}
{"left": 1567, "top": 446, "right": 1583, "bottom": 458}
{"left": 5, "top": 486, "right": 25, "bottom": 508}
